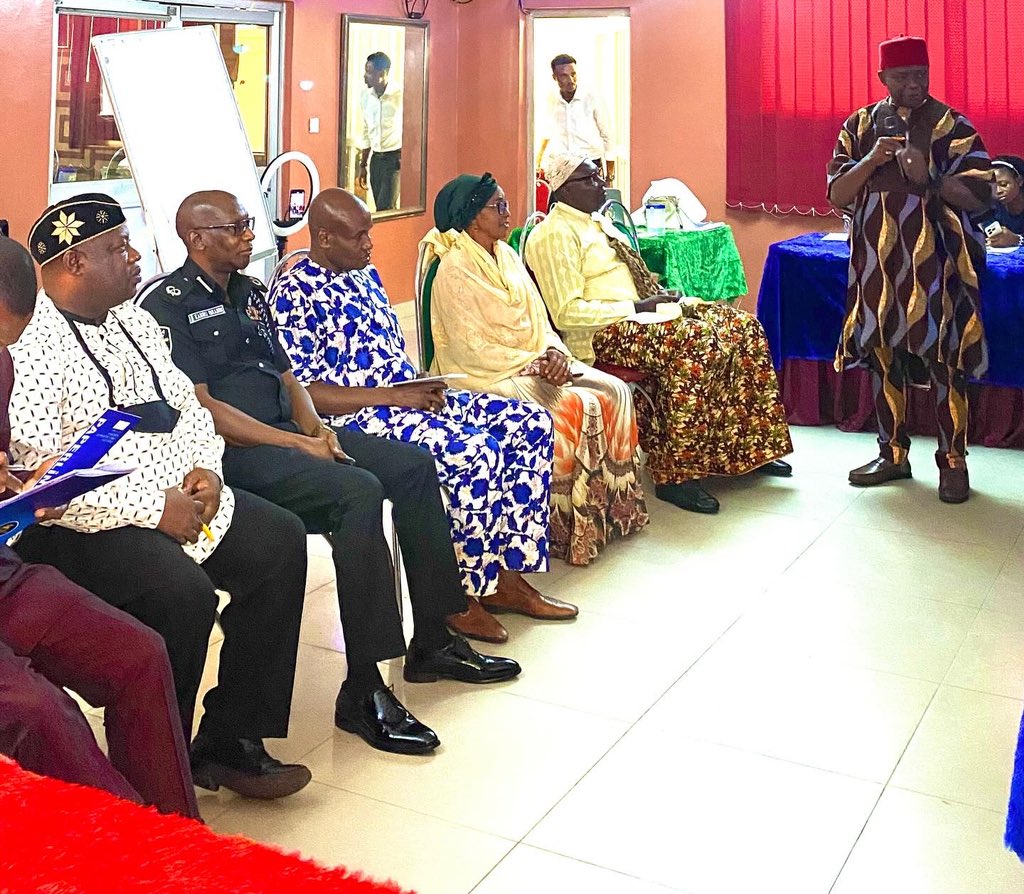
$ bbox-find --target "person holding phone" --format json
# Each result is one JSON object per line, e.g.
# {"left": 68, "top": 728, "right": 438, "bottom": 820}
{"left": 828, "top": 36, "right": 992, "bottom": 504}
{"left": 984, "top": 155, "right": 1024, "bottom": 248}
{"left": 0, "top": 237, "right": 199, "bottom": 818}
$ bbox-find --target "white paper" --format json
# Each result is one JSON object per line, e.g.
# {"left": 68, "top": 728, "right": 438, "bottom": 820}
{"left": 626, "top": 302, "right": 684, "bottom": 325}
{"left": 392, "top": 374, "right": 468, "bottom": 387}
{"left": 821, "top": 232, "right": 849, "bottom": 241}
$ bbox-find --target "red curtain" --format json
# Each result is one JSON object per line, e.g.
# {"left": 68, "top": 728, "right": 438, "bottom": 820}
{"left": 64, "top": 16, "right": 161, "bottom": 150}
{"left": 725, "top": 0, "right": 1024, "bottom": 216}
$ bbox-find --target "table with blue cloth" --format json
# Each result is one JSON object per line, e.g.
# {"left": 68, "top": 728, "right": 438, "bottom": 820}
{"left": 636, "top": 225, "right": 747, "bottom": 300}
{"left": 756, "top": 232, "right": 1024, "bottom": 448}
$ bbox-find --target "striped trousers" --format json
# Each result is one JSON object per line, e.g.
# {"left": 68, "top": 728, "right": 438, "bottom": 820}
{"left": 869, "top": 347, "right": 968, "bottom": 468}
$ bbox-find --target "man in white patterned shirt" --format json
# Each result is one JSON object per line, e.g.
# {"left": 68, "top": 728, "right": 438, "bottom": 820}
{"left": 10, "top": 194, "right": 311, "bottom": 801}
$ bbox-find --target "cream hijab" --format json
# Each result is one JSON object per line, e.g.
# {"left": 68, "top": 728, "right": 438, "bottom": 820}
{"left": 425, "top": 228, "right": 567, "bottom": 390}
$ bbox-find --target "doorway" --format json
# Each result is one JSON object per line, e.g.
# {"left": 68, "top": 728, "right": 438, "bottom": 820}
{"left": 527, "top": 9, "right": 631, "bottom": 211}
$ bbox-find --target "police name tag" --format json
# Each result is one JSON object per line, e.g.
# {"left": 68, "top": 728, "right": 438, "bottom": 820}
{"left": 188, "top": 306, "right": 227, "bottom": 325}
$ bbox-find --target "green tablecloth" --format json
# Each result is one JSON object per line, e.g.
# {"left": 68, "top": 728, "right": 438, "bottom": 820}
{"left": 637, "top": 225, "right": 747, "bottom": 301}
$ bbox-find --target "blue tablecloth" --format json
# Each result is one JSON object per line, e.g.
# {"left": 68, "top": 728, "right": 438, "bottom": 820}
{"left": 757, "top": 232, "right": 1024, "bottom": 388}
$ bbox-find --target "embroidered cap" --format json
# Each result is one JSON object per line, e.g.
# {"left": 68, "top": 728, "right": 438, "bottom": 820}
{"left": 879, "top": 36, "right": 929, "bottom": 71}
{"left": 28, "top": 193, "right": 127, "bottom": 266}
{"left": 546, "top": 151, "right": 594, "bottom": 193}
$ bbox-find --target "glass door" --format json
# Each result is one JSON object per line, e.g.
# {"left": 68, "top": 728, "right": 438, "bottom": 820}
{"left": 50, "top": 1, "right": 284, "bottom": 278}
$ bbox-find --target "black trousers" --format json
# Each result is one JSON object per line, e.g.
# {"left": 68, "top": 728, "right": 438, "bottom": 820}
{"left": 221, "top": 427, "right": 465, "bottom": 667}
{"left": 14, "top": 489, "right": 307, "bottom": 743}
{"left": 369, "top": 149, "right": 401, "bottom": 211}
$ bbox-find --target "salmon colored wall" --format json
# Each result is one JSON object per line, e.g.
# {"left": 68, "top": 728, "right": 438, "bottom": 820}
{"left": 287, "top": 0, "right": 461, "bottom": 301}
{"left": 0, "top": 1, "right": 53, "bottom": 246}
{"left": 0, "top": 0, "right": 457, "bottom": 302}
{"left": 455, "top": 0, "right": 836, "bottom": 309}
{"left": 0, "top": 0, "right": 829, "bottom": 304}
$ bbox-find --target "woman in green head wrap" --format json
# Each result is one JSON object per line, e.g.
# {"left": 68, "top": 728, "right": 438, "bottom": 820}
{"left": 424, "top": 174, "right": 649, "bottom": 566}
{"left": 433, "top": 173, "right": 498, "bottom": 233}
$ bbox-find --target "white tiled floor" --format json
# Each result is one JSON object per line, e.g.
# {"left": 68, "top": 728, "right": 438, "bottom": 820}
{"left": 189, "top": 425, "right": 1024, "bottom": 892}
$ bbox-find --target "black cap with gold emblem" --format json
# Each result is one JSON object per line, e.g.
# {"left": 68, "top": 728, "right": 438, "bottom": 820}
{"left": 28, "top": 193, "right": 127, "bottom": 267}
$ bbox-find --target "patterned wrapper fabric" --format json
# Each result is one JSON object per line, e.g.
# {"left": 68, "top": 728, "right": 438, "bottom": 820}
{"left": 593, "top": 303, "right": 793, "bottom": 484}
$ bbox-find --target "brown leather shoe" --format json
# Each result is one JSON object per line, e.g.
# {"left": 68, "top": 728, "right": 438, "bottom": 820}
{"left": 848, "top": 456, "right": 912, "bottom": 487}
{"left": 938, "top": 466, "right": 970, "bottom": 503}
{"left": 480, "top": 577, "right": 578, "bottom": 621}
{"left": 446, "top": 598, "right": 508, "bottom": 644}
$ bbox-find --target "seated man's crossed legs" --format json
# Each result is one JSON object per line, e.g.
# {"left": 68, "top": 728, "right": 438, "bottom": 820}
{"left": 15, "top": 489, "right": 312, "bottom": 800}
{"left": 221, "top": 431, "right": 521, "bottom": 756}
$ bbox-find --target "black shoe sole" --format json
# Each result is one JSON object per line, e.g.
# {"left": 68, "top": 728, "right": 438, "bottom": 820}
{"left": 334, "top": 710, "right": 440, "bottom": 755}
{"left": 848, "top": 472, "right": 913, "bottom": 488}
{"left": 191, "top": 760, "right": 311, "bottom": 799}
{"left": 656, "top": 496, "right": 719, "bottom": 514}
{"left": 402, "top": 664, "right": 522, "bottom": 685}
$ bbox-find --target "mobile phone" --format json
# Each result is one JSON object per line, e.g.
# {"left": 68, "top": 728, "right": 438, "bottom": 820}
{"left": 288, "top": 188, "right": 307, "bottom": 220}
{"left": 984, "top": 221, "right": 1002, "bottom": 238}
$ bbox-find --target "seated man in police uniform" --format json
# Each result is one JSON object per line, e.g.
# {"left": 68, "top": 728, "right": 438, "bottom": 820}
{"left": 140, "top": 190, "right": 520, "bottom": 757}
{"left": 11, "top": 194, "right": 311, "bottom": 800}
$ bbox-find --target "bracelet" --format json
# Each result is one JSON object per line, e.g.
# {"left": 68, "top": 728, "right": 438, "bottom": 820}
{"left": 1018, "top": 234, "right": 1024, "bottom": 247}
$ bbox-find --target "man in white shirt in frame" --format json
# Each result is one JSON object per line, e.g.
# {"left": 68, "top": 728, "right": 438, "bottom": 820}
{"left": 537, "top": 53, "right": 616, "bottom": 188}
{"left": 357, "top": 51, "right": 403, "bottom": 212}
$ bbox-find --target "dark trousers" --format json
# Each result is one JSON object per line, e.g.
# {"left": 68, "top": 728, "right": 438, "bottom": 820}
{"left": 0, "top": 558, "right": 198, "bottom": 817}
{"left": 369, "top": 149, "right": 401, "bottom": 211}
{"left": 868, "top": 346, "right": 969, "bottom": 466}
{"left": 14, "top": 489, "right": 307, "bottom": 745}
{"left": 222, "top": 428, "right": 465, "bottom": 667}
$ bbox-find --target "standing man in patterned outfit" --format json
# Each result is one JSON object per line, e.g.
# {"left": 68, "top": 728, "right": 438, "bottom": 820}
{"left": 141, "top": 191, "right": 521, "bottom": 758}
{"left": 268, "top": 188, "right": 576, "bottom": 646}
{"left": 829, "top": 36, "right": 992, "bottom": 503}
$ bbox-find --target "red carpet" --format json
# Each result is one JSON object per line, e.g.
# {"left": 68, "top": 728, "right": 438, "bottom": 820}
{"left": 0, "top": 757, "right": 412, "bottom": 893}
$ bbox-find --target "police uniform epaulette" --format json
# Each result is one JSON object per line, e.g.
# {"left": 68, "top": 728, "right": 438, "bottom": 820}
{"left": 246, "top": 275, "right": 268, "bottom": 293}
{"left": 137, "top": 269, "right": 193, "bottom": 306}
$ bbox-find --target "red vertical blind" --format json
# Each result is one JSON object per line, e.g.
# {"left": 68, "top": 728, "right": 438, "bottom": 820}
{"left": 726, "top": 0, "right": 1024, "bottom": 215}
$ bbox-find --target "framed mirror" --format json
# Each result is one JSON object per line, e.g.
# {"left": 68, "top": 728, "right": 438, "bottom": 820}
{"left": 340, "top": 15, "right": 429, "bottom": 220}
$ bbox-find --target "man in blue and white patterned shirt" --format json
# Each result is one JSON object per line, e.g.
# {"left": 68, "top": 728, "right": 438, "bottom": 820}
{"left": 270, "top": 188, "right": 577, "bottom": 644}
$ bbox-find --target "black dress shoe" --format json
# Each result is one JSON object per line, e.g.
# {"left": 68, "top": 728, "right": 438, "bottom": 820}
{"left": 404, "top": 634, "right": 522, "bottom": 684}
{"left": 655, "top": 481, "right": 720, "bottom": 514}
{"left": 754, "top": 459, "right": 793, "bottom": 477}
{"left": 189, "top": 735, "right": 311, "bottom": 799}
{"left": 335, "top": 683, "right": 439, "bottom": 755}
{"left": 848, "top": 456, "right": 912, "bottom": 487}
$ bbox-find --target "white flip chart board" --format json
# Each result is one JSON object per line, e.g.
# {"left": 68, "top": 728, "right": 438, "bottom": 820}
{"left": 91, "top": 27, "right": 276, "bottom": 272}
